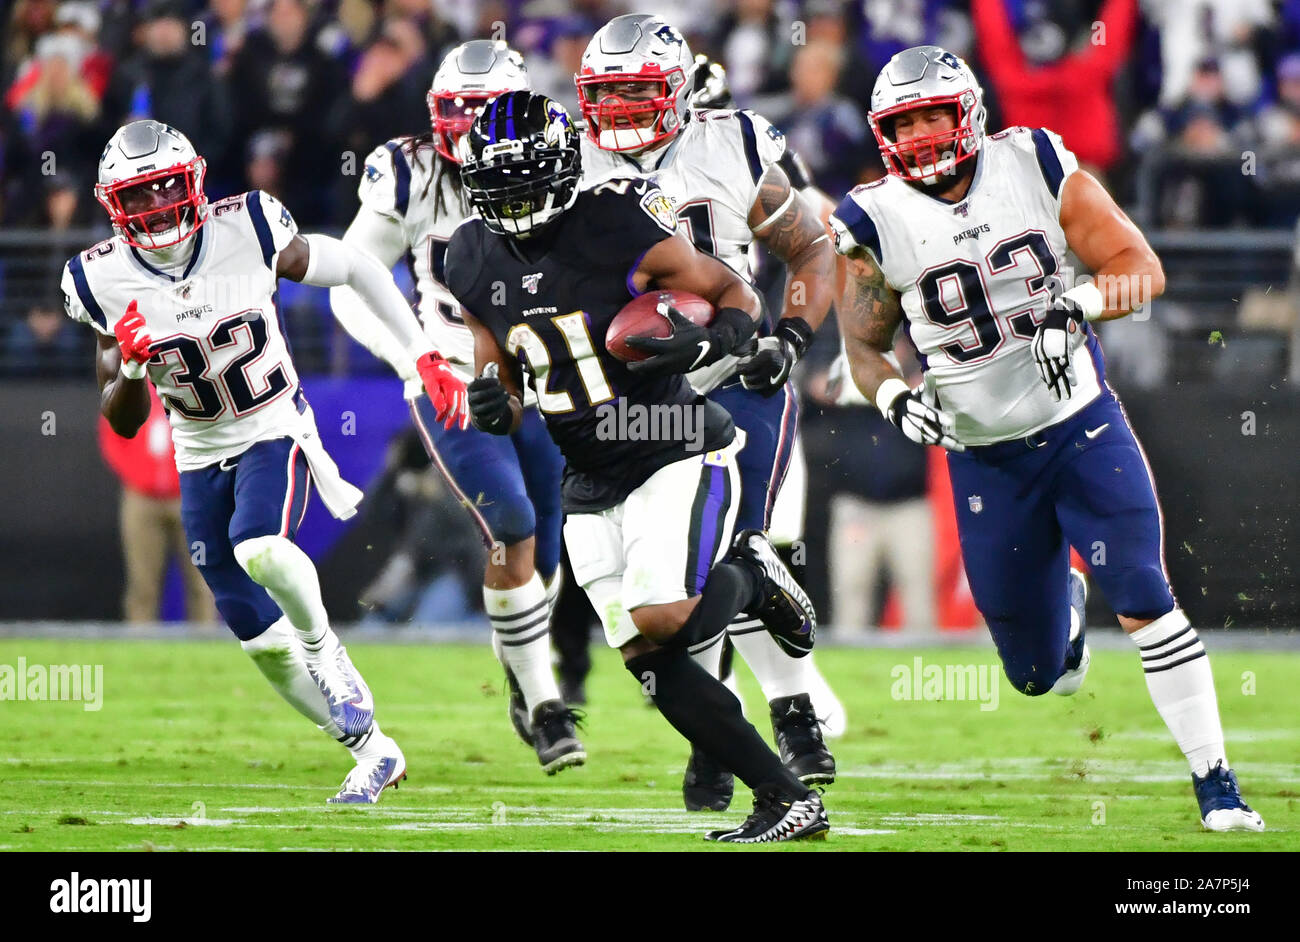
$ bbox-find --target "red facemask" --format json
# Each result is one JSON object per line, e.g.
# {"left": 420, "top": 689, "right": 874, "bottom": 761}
{"left": 95, "top": 157, "right": 208, "bottom": 250}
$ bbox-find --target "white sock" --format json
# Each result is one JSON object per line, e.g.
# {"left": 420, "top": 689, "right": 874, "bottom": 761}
{"left": 349, "top": 722, "right": 397, "bottom": 760}
{"left": 485, "top": 571, "right": 559, "bottom": 715}
{"left": 729, "top": 616, "right": 813, "bottom": 702}
{"left": 240, "top": 616, "right": 342, "bottom": 738}
{"left": 1131, "top": 608, "right": 1227, "bottom": 778}
{"left": 688, "top": 630, "right": 727, "bottom": 677}
{"left": 234, "top": 535, "right": 330, "bottom": 648}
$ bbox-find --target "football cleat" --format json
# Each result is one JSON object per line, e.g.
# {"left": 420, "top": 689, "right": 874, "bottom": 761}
{"left": 705, "top": 785, "right": 829, "bottom": 843}
{"left": 683, "top": 747, "right": 734, "bottom": 812}
{"left": 531, "top": 700, "right": 587, "bottom": 775}
{"left": 726, "top": 529, "right": 816, "bottom": 657}
{"left": 1194, "top": 761, "right": 1265, "bottom": 832}
{"left": 306, "top": 640, "right": 375, "bottom": 739}
{"left": 770, "top": 694, "right": 836, "bottom": 785}
{"left": 328, "top": 738, "right": 406, "bottom": 805}
{"left": 1052, "top": 568, "right": 1090, "bottom": 696}
{"left": 502, "top": 666, "right": 533, "bottom": 747}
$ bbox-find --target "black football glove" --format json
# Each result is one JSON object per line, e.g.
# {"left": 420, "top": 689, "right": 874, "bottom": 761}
{"left": 467, "top": 365, "right": 514, "bottom": 435}
{"left": 1031, "top": 294, "right": 1086, "bottom": 402}
{"left": 878, "top": 378, "right": 964, "bottom": 452}
{"left": 737, "top": 317, "right": 813, "bottom": 396}
{"left": 625, "top": 304, "right": 755, "bottom": 377}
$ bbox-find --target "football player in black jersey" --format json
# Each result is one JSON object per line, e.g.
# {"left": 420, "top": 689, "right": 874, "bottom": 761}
{"left": 443, "top": 91, "right": 829, "bottom": 843}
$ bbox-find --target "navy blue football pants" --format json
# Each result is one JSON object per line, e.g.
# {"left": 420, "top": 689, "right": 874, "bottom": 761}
{"left": 410, "top": 396, "right": 565, "bottom": 580}
{"left": 947, "top": 389, "right": 1177, "bottom": 695}
{"left": 180, "top": 436, "right": 309, "bottom": 640}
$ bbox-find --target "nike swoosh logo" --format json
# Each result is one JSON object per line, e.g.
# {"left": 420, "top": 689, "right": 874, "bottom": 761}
{"left": 1085, "top": 423, "right": 1109, "bottom": 439}
{"left": 688, "top": 340, "right": 711, "bottom": 370}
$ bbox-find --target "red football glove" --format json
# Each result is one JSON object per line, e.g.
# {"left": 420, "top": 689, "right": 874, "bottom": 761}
{"left": 114, "top": 300, "right": 154, "bottom": 365}
{"left": 416, "top": 351, "right": 468, "bottom": 430}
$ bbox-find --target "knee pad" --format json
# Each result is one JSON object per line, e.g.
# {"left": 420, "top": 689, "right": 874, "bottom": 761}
{"left": 1100, "top": 564, "right": 1176, "bottom": 621}
{"left": 214, "top": 589, "right": 281, "bottom": 641}
{"left": 233, "top": 534, "right": 294, "bottom": 586}
{"left": 485, "top": 496, "right": 537, "bottom": 549}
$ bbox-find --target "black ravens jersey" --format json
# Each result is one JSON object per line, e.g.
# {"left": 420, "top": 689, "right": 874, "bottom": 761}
{"left": 445, "top": 179, "right": 735, "bottom": 513}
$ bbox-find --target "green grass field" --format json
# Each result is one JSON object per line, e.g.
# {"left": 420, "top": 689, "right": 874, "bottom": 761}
{"left": 1, "top": 638, "right": 1295, "bottom": 851}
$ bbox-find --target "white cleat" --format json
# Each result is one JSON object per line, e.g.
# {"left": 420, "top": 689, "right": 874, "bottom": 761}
{"left": 1195, "top": 762, "right": 1265, "bottom": 832}
{"left": 328, "top": 735, "right": 406, "bottom": 805}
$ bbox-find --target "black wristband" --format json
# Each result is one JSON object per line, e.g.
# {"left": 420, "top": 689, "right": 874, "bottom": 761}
{"left": 775, "top": 316, "right": 814, "bottom": 358}
{"left": 712, "top": 306, "right": 757, "bottom": 354}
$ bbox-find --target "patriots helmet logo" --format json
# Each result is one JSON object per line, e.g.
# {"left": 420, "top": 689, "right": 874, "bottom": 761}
{"left": 654, "top": 24, "right": 684, "bottom": 48}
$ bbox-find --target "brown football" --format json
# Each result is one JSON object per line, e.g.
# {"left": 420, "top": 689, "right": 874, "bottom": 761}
{"left": 605, "top": 289, "right": 715, "bottom": 362}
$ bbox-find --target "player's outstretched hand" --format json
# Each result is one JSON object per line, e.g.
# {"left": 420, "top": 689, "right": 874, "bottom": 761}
{"left": 416, "top": 351, "right": 468, "bottom": 430}
{"left": 1031, "top": 295, "right": 1085, "bottom": 401}
{"left": 114, "top": 299, "right": 154, "bottom": 379}
{"left": 625, "top": 303, "right": 721, "bottom": 376}
{"left": 467, "top": 364, "right": 513, "bottom": 435}
{"left": 737, "top": 317, "right": 813, "bottom": 397}
{"left": 878, "top": 378, "right": 965, "bottom": 452}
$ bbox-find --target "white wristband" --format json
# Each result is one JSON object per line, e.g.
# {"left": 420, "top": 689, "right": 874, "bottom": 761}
{"left": 1063, "top": 281, "right": 1105, "bottom": 321}
{"left": 873, "top": 376, "right": 910, "bottom": 418}
{"left": 121, "top": 358, "right": 146, "bottom": 380}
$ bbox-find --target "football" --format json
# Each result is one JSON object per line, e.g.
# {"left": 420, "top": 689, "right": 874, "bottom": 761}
{"left": 605, "top": 289, "right": 715, "bottom": 362}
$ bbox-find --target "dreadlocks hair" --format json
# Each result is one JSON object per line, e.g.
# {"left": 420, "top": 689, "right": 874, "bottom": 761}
{"left": 401, "top": 131, "right": 468, "bottom": 219}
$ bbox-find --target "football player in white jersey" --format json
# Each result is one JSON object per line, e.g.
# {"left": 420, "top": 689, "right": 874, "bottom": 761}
{"left": 62, "top": 120, "right": 468, "bottom": 803}
{"left": 831, "top": 46, "right": 1263, "bottom": 831}
{"left": 328, "top": 40, "right": 585, "bottom": 774}
{"left": 575, "top": 14, "right": 839, "bottom": 811}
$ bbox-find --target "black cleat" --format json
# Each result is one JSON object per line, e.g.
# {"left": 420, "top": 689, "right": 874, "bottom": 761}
{"left": 726, "top": 530, "right": 815, "bottom": 657}
{"left": 531, "top": 699, "right": 587, "bottom": 775}
{"left": 502, "top": 667, "right": 532, "bottom": 748}
{"left": 770, "top": 694, "right": 836, "bottom": 786}
{"left": 705, "top": 785, "right": 829, "bottom": 843}
{"left": 683, "top": 747, "right": 734, "bottom": 811}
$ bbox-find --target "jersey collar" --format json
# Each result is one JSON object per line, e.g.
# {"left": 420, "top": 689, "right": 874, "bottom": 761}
{"left": 127, "top": 224, "right": 206, "bottom": 283}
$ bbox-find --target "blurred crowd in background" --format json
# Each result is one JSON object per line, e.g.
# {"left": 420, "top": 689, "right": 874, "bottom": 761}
{"left": 3, "top": 0, "right": 1299, "bottom": 631}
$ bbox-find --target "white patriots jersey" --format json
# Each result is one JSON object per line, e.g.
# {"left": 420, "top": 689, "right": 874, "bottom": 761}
{"left": 580, "top": 108, "right": 786, "bottom": 393}
{"left": 62, "top": 190, "right": 313, "bottom": 470}
{"left": 358, "top": 139, "right": 477, "bottom": 380}
{"left": 830, "top": 126, "right": 1101, "bottom": 446}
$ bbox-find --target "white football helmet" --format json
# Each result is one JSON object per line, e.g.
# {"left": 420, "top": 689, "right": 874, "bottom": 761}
{"left": 868, "top": 45, "right": 987, "bottom": 183}
{"left": 95, "top": 120, "right": 207, "bottom": 251}
{"left": 428, "top": 39, "right": 530, "bottom": 164}
{"left": 576, "top": 14, "right": 696, "bottom": 153}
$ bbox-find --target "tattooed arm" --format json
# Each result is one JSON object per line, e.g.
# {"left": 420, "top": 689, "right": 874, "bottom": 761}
{"left": 735, "top": 163, "right": 835, "bottom": 393}
{"left": 748, "top": 163, "right": 836, "bottom": 333}
{"left": 837, "top": 244, "right": 906, "bottom": 406}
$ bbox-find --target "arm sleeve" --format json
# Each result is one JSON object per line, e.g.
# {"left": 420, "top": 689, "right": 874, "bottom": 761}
{"left": 328, "top": 205, "right": 420, "bottom": 381}
{"left": 301, "top": 233, "right": 433, "bottom": 367}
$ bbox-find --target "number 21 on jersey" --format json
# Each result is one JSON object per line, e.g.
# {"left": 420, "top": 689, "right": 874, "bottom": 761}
{"left": 506, "top": 312, "right": 613, "bottom": 415}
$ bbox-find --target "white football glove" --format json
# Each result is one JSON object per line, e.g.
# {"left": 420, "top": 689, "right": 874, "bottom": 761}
{"left": 876, "top": 377, "right": 964, "bottom": 452}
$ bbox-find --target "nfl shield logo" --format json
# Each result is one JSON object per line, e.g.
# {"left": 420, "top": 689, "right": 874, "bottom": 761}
{"left": 953, "top": 202, "right": 969, "bottom": 217}
{"left": 968, "top": 495, "right": 983, "bottom": 514}
{"left": 522, "top": 273, "right": 543, "bottom": 294}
